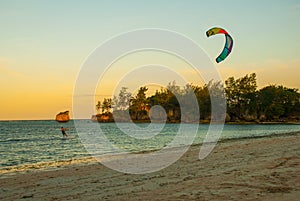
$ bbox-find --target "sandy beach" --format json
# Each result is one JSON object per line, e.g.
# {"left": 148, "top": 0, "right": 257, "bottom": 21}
{"left": 1, "top": 133, "right": 299, "bottom": 201}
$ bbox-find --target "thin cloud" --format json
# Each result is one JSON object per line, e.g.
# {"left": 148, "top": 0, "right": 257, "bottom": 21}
{"left": 219, "top": 59, "right": 300, "bottom": 90}
{"left": 0, "top": 58, "right": 26, "bottom": 78}
{"left": 71, "top": 94, "right": 113, "bottom": 97}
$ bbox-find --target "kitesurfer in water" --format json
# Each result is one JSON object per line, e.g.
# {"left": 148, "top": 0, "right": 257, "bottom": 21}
{"left": 61, "top": 127, "right": 68, "bottom": 138}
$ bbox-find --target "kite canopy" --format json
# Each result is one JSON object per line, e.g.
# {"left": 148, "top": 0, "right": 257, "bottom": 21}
{"left": 206, "top": 27, "right": 233, "bottom": 63}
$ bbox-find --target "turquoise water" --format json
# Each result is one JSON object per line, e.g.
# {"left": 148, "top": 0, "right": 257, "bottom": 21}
{"left": 0, "top": 120, "right": 299, "bottom": 169}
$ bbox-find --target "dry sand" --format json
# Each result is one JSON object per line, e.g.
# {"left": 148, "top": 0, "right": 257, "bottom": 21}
{"left": 0, "top": 133, "right": 299, "bottom": 201}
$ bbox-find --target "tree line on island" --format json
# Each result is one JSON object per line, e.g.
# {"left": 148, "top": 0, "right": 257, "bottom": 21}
{"left": 93, "top": 73, "right": 300, "bottom": 123}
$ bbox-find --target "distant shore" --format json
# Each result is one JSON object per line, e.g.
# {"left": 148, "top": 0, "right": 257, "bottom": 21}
{"left": 91, "top": 117, "right": 300, "bottom": 125}
{"left": 1, "top": 132, "right": 299, "bottom": 200}
{"left": 90, "top": 113, "right": 300, "bottom": 124}
{"left": 0, "top": 118, "right": 299, "bottom": 125}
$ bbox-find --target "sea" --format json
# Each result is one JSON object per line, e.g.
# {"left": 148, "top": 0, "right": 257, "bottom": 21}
{"left": 0, "top": 120, "right": 300, "bottom": 173}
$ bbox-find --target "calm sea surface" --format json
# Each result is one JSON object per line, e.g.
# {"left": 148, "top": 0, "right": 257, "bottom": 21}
{"left": 0, "top": 120, "right": 299, "bottom": 169}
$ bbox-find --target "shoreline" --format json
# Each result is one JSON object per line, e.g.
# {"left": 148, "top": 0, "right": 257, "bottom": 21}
{"left": 1, "top": 131, "right": 299, "bottom": 176}
{"left": 0, "top": 156, "right": 98, "bottom": 176}
{"left": 1, "top": 131, "right": 299, "bottom": 200}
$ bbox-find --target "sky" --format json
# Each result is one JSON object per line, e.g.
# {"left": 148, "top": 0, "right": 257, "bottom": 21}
{"left": 0, "top": 0, "right": 299, "bottom": 120}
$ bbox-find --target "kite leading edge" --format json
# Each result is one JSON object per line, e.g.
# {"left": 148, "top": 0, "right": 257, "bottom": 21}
{"left": 206, "top": 27, "right": 233, "bottom": 63}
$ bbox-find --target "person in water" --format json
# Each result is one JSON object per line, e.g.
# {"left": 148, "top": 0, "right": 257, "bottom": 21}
{"left": 61, "top": 127, "right": 68, "bottom": 138}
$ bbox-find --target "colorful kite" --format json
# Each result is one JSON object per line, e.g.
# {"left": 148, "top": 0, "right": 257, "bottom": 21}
{"left": 206, "top": 27, "right": 233, "bottom": 63}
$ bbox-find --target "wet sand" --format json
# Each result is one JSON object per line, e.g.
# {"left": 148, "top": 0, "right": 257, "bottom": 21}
{"left": 1, "top": 133, "right": 299, "bottom": 200}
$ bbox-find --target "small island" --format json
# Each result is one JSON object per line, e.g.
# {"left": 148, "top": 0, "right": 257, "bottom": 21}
{"left": 92, "top": 73, "right": 300, "bottom": 124}
{"left": 56, "top": 111, "right": 70, "bottom": 123}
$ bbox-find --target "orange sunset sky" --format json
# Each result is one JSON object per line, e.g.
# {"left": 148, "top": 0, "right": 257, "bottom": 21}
{"left": 1, "top": 0, "right": 299, "bottom": 120}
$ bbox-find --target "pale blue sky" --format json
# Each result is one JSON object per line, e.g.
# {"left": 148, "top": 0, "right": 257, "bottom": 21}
{"left": 0, "top": 0, "right": 299, "bottom": 119}
{"left": 1, "top": 0, "right": 299, "bottom": 62}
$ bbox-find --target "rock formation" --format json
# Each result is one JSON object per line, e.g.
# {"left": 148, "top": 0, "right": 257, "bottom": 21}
{"left": 56, "top": 111, "right": 70, "bottom": 122}
{"left": 91, "top": 113, "right": 114, "bottom": 122}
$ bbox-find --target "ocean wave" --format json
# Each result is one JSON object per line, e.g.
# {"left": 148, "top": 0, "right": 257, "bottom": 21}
{"left": 0, "top": 156, "right": 98, "bottom": 176}
{"left": 0, "top": 138, "right": 32, "bottom": 143}
{"left": 0, "top": 136, "right": 72, "bottom": 143}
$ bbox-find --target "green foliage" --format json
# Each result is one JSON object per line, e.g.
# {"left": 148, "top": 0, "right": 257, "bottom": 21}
{"left": 225, "top": 73, "right": 300, "bottom": 121}
{"left": 148, "top": 82, "right": 181, "bottom": 121}
{"left": 112, "top": 87, "right": 132, "bottom": 111}
{"left": 258, "top": 85, "right": 300, "bottom": 120}
{"left": 101, "top": 98, "right": 112, "bottom": 114}
{"left": 96, "top": 101, "right": 101, "bottom": 114}
{"left": 96, "top": 74, "right": 300, "bottom": 123}
{"left": 190, "top": 83, "right": 210, "bottom": 120}
{"left": 130, "top": 87, "right": 149, "bottom": 120}
{"left": 225, "top": 73, "right": 257, "bottom": 119}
